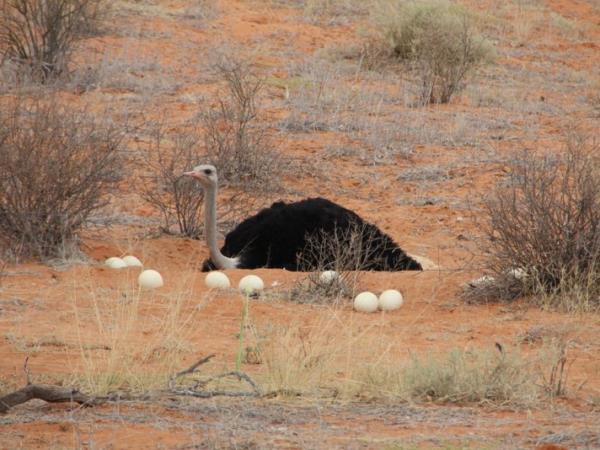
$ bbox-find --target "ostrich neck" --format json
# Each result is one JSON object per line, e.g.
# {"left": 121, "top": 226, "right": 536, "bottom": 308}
{"left": 204, "top": 184, "right": 238, "bottom": 269}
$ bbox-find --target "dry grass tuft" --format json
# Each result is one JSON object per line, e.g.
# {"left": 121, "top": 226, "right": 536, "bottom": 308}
{"left": 360, "top": 346, "right": 538, "bottom": 406}
{"left": 257, "top": 311, "right": 375, "bottom": 397}
{"left": 68, "top": 272, "right": 200, "bottom": 395}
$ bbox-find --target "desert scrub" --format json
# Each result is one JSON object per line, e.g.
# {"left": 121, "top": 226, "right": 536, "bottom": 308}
{"left": 371, "top": 0, "right": 493, "bottom": 104}
{"left": 201, "top": 58, "right": 285, "bottom": 193}
{"left": 482, "top": 134, "right": 600, "bottom": 312}
{"left": 0, "top": 94, "right": 124, "bottom": 258}
{"left": 138, "top": 121, "right": 264, "bottom": 238}
{"left": 0, "top": 0, "right": 107, "bottom": 81}
{"left": 360, "top": 346, "right": 539, "bottom": 407}
{"left": 138, "top": 123, "right": 206, "bottom": 238}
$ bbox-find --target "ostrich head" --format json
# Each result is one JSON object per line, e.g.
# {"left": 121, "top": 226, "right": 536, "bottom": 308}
{"left": 183, "top": 164, "right": 218, "bottom": 188}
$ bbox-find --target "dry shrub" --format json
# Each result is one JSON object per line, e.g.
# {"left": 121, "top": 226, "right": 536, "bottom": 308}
{"left": 483, "top": 134, "right": 600, "bottom": 311}
{"left": 0, "top": 95, "right": 124, "bottom": 259}
{"left": 201, "top": 58, "right": 284, "bottom": 192}
{"left": 0, "top": 0, "right": 106, "bottom": 81}
{"left": 371, "top": 0, "right": 493, "bottom": 104}
{"left": 291, "top": 221, "right": 395, "bottom": 304}
{"left": 138, "top": 123, "right": 259, "bottom": 238}
{"left": 138, "top": 124, "right": 206, "bottom": 238}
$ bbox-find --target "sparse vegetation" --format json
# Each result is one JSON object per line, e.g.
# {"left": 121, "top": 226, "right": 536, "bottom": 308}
{"left": 258, "top": 318, "right": 552, "bottom": 407}
{"left": 482, "top": 134, "right": 600, "bottom": 311}
{"left": 70, "top": 274, "right": 199, "bottom": 395}
{"left": 302, "top": 0, "right": 368, "bottom": 24}
{"left": 201, "top": 58, "right": 284, "bottom": 192}
{"left": 0, "top": 95, "right": 124, "bottom": 259}
{"left": 138, "top": 122, "right": 260, "bottom": 238}
{"left": 0, "top": 0, "right": 106, "bottom": 81}
{"left": 538, "top": 337, "right": 572, "bottom": 398}
{"left": 292, "top": 221, "right": 397, "bottom": 304}
{"left": 0, "top": 0, "right": 599, "bottom": 447}
{"left": 360, "top": 346, "right": 539, "bottom": 406}
{"left": 138, "top": 124, "right": 206, "bottom": 238}
{"left": 370, "top": 0, "right": 493, "bottom": 104}
{"left": 258, "top": 315, "right": 354, "bottom": 397}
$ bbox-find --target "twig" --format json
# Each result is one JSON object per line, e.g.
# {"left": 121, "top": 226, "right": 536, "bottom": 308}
{"left": 23, "top": 356, "right": 32, "bottom": 385}
{"left": 168, "top": 354, "right": 216, "bottom": 389}
{"left": 170, "top": 370, "right": 262, "bottom": 398}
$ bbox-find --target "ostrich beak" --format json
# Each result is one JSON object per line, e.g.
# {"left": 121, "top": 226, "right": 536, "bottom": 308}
{"left": 183, "top": 170, "right": 198, "bottom": 178}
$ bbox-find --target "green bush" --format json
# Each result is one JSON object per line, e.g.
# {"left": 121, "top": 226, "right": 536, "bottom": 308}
{"left": 373, "top": 0, "right": 493, "bottom": 104}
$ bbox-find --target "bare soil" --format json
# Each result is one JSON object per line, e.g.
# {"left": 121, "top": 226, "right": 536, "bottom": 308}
{"left": 1, "top": 0, "right": 599, "bottom": 448}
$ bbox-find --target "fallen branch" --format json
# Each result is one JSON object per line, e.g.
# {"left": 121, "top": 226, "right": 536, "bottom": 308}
{"left": 1, "top": 354, "right": 262, "bottom": 413}
{"left": 168, "top": 354, "right": 216, "bottom": 389}
{"left": 169, "top": 361, "right": 262, "bottom": 399}
{"left": 0, "top": 384, "right": 105, "bottom": 414}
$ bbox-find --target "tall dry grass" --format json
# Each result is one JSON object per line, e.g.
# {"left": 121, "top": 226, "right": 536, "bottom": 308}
{"left": 255, "top": 308, "right": 566, "bottom": 407}
{"left": 67, "top": 270, "right": 201, "bottom": 395}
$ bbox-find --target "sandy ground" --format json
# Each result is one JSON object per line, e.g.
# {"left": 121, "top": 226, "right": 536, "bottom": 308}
{"left": 1, "top": 0, "right": 600, "bottom": 448}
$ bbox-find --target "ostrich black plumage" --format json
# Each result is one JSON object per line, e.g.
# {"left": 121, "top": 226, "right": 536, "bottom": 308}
{"left": 184, "top": 165, "right": 422, "bottom": 272}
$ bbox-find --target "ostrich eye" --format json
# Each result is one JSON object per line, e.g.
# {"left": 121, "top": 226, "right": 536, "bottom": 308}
{"left": 203, "top": 169, "right": 212, "bottom": 175}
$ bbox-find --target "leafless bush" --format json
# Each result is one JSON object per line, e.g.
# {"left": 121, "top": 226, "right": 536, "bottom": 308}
{"left": 0, "top": 95, "right": 124, "bottom": 258}
{"left": 291, "top": 221, "right": 395, "bottom": 304}
{"left": 138, "top": 124, "right": 206, "bottom": 238}
{"left": 371, "top": 0, "right": 493, "bottom": 104}
{"left": 0, "top": 0, "right": 106, "bottom": 81}
{"left": 482, "top": 134, "right": 600, "bottom": 310}
{"left": 138, "top": 124, "right": 258, "bottom": 238}
{"left": 201, "top": 59, "right": 283, "bottom": 192}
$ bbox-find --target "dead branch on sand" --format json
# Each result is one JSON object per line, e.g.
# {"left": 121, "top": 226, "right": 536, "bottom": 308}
{"left": 0, "top": 384, "right": 105, "bottom": 413}
{"left": 0, "top": 355, "right": 261, "bottom": 413}
{"left": 168, "top": 355, "right": 262, "bottom": 398}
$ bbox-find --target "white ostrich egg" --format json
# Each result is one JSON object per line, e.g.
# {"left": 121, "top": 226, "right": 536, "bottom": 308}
{"left": 138, "top": 269, "right": 164, "bottom": 290}
{"left": 353, "top": 291, "right": 379, "bottom": 313}
{"left": 105, "top": 257, "right": 127, "bottom": 269}
{"left": 122, "top": 255, "right": 143, "bottom": 267}
{"left": 319, "top": 270, "right": 338, "bottom": 284}
{"left": 238, "top": 275, "right": 264, "bottom": 295}
{"left": 378, "top": 289, "right": 404, "bottom": 311}
{"left": 205, "top": 271, "right": 231, "bottom": 289}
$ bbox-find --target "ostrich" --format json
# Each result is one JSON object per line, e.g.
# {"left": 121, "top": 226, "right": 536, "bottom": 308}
{"left": 184, "top": 164, "right": 422, "bottom": 272}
